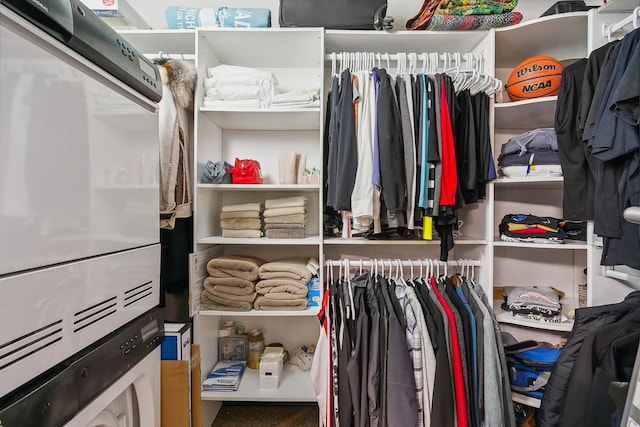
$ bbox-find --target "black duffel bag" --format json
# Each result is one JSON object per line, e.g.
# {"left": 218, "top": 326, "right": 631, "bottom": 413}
{"left": 279, "top": 0, "right": 391, "bottom": 30}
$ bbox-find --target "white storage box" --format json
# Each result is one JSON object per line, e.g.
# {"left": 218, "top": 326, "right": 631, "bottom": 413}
{"left": 161, "top": 323, "right": 192, "bottom": 363}
{"left": 259, "top": 373, "right": 281, "bottom": 389}
{"left": 259, "top": 347, "right": 284, "bottom": 377}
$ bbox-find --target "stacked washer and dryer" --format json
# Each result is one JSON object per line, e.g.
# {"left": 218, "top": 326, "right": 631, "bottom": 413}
{"left": 0, "top": 0, "right": 164, "bottom": 425}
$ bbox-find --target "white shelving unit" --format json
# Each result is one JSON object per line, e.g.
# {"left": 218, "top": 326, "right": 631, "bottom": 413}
{"left": 191, "top": 27, "right": 324, "bottom": 425}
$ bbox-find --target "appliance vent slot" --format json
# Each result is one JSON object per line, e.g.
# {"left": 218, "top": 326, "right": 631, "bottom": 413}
{"left": 73, "top": 297, "right": 117, "bottom": 333}
{"left": 0, "top": 320, "right": 62, "bottom": 371}
{"left": 124, "top": 281, "right": 153, "bottom": 307}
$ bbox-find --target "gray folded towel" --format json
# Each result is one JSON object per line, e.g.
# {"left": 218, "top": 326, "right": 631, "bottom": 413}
{"left": 265, "top": 229, "right": 305, "bottom": 239}
{"left": 264, "top": 223, "right": 305, "bottom": 230}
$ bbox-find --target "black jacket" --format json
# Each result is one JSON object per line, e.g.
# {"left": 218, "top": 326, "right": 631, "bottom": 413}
{"left": 537, "top": 291, "right": 640, "bottom": 427}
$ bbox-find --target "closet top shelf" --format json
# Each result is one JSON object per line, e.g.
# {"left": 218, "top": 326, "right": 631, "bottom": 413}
{"left": 324, "top": 30, "right": 489, "bottom": 57}
{"left": 598, "top": 0, "right": 640, "bottom": 13}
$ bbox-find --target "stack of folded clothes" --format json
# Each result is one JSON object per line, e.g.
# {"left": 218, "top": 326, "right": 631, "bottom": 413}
{"left": 254, "top": 257, "right": 311, "bottom": 311}
{"left": 203, "top": 64, "right": 278, "bottom": 109}
{"left": 501, "top": 286, "right": 566, "bottom": 323}
{"left": 263, "top": 196, "right": 307, "bottom": 239}
{"left": 498, "top": 128, "right": 563, "bottom": 179}
{"left": 221, "top": 202, "right": 263, "bottom": 238}
{"left": 201, "top": 255, "right": 266, "bottom": 311}
{"left": 499, "top": 213, "right": 567, "bottom": 244}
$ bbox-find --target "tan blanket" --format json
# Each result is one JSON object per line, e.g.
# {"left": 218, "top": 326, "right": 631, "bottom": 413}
{"left": 263, "top": 214, "right": 307, "bottom": 224}
{"left": 220, "top": 218, "right": 262, "bottom": 230}
{"left": 263, "top": 206, "right": 306, "bottom": 217}
{"left": 221, "top": 202, "right": 262, "bottom": 212}
{"left": 256, "top": 279, "right": 308, "bottom": 297}
{"left": 254, "top": 296, "right": 308, "bottom": 311}
{"left": 201, "top": 290, "right": 254, "bottom": 311}
{"left": 206, "top": 255, "right": 265, "bottom": 281}
{"left": 207, "top": 288, "right": 257, "bottom": 302}
{"left": 203, "top": 277, "right": 255, "bottom": 295}
{"left": 265, "top": 229, "right": 305, "bottom": 239}
{"left": 220, "top": 211, "right": 261, "bottom": 220}
{"left": 265, "top": 196, "right": 307, "bottom": 210}
{"left": 222, "top": 229, "right": 262, "bottom": 238}
{"left": 258, "top": 258, "right": 312, "bottom": 282}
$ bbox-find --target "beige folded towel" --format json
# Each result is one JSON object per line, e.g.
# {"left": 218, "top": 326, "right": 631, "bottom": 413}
{"left": 203, "top": 277, "right": 256, "bottom": 295}
{"left": 221, "top": 202, "right": 262, "bottom": 212}
{"left": 206, "top": 255, "right": 265, "bottom": 281}
{"left": 207, "top": 289, "right": 257, "bottom": 302}
{"left": 263, "top": 206, "right": 306, "bottom": 217}
{"left": 264, "top": 223, "right": 305, "bottom": 230}
{"left": 220, "top": 211, "right": 261, "bottom": 220}
{"left": 222, "top": 229, "right": 262, "bottom": 238}
{"left": 201, "top": 290, "right": 254, "bottom": 311}
{"left": 258, "top": 258, "right": 312, "bottom": 282}
{"left": 254, "top": 296, "right": 308, "bottom": 311}
{"left": 256, "top": 279, "right": 308, "bottom": 296}
{"left": 220, "top": 218, "right": 262, "bottom": 230}
{"left": 263, "top": 214, "right": 307, "bottom": 224}
{"left": 265, "top": 196, "right": 307, "bottom": 210}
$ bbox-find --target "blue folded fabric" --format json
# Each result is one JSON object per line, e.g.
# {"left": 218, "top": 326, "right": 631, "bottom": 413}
{"left": 166, "top": 6, "right": 271, "bottom": 29}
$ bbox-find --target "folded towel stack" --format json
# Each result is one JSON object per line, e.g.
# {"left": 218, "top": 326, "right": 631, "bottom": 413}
{"left": 263, "top": 196, "right": 307, "bottom": 239}
{"left": 203, "top": 64, "right": 279, "bottom": 109}
{"left": 201, "top": 255, "right": 266, "bottom": 311}
{"left": 221, "top": 202, "right": 263, "bottom": 238}
{"left": 254, "top": 257, "right": 311, "bottom": 311}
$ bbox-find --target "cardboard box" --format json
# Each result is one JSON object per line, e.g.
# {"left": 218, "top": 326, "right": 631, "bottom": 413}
{"left": 161, "top": 344, "right": 201, "bottom": 427}
{"left": 162, "top": 323, "right": 191, "bottom": 363}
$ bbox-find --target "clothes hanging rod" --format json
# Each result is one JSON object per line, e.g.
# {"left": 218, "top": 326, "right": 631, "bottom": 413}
{"left": 324, "top": 258, "right": 482, "bottom": 268}
{"left": 142, "top": 53, "right": 196, "bottom": 61}
{"left": 603, "top": 6, "right": 640, "bottom": 39}
{"left": 324, "top": 52, "right": 482, "bottom": 61}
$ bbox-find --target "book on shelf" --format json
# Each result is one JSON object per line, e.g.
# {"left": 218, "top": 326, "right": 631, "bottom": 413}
{"left": 202, "top": 360, "right": 247, "bottom": 392}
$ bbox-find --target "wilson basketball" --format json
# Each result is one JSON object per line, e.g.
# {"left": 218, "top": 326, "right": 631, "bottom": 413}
{"left": 505, "top": 56, "right": 563, "bottom": 102}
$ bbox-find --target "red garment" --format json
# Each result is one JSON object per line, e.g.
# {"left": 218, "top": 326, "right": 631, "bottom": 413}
{"left": 510, "top": 227, "right": 557, "bottom": 235}
{"left": 429, "top": 276, "right": 469, "bottom": 427}
{"left": 438, "top": 76, "right": 458, "bottom": 206}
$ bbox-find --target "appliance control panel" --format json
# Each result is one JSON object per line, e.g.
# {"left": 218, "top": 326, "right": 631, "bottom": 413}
{"left": 1, "top": 0, "right": 162, "bottom": 102}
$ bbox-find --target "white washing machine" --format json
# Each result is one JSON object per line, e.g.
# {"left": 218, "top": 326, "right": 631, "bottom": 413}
{"left": 69, "top": 348, "right": 160, "bottom": 427}
{"left": 0, "top": 310, "right": 163, "bottom": 427}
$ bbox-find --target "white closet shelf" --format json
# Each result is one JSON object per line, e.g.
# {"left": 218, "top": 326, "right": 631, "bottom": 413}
{"left": 323, "top": 237, "right": 487, "bottom": 245}
{"left": 494, "top": 97, "right": 558, "bottom": 130}
{"left": 197, "top": 184, "right": 320, "bottom": 192}
{"left": 201, "top": 364, "right": 316, "bottom": 402}
{"left": 199, "top": 108, "right": 321, "bottom": 131}
{"left": 493, "top": 241, "right": 588, "bottom": 250}
{"left": 198, "top": 236, "right": 321, "bottom": 245}
{"left": 493, "top": 298, "right": 577, "bottom": 332}
{"left": 495, "top": 12, "right": 589, "bottom": 67}
{"left": 511, "top": 392, "right": 542, "bottom": 408}
{"left": 493, "top": 177, "right": 564, "bottom": 187}
{"left": 199, "top": 307, "right": 320, "bottom": 317}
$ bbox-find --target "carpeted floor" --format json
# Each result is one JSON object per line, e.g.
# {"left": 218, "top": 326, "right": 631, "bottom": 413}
{"left": 211, "top": 403, "right": 318, "bottom": 427}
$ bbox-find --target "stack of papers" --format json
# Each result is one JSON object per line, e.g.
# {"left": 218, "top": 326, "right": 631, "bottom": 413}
{"left": 202, "top": 360, "right": 246, "bottom": 392}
